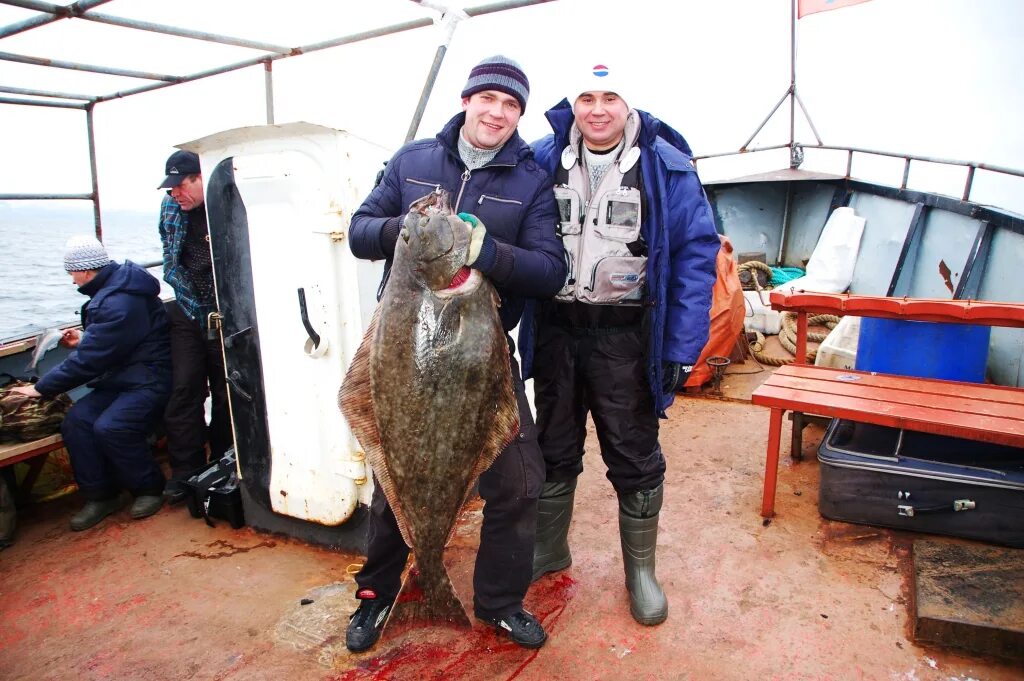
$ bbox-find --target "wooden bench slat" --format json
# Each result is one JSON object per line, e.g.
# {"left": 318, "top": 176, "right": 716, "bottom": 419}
{"left": 763, "top": 372, "right": 1024, "bottom": 421}
{"left": 0, "top": 434, "right": 65, "bottom": 468}
{"left": 753, "top": 384, "right": 1024, "bottom": 447}
{"left": 769, "top": 291, "right": 1024, "bottom": 327}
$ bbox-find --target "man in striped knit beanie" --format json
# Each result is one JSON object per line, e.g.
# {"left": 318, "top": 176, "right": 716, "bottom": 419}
{"left": 343, "top": 55, "right": 564, "bottom": 654}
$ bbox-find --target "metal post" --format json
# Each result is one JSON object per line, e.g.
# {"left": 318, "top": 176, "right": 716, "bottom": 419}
{"left": 963, "top": 165, "right": 976, "bottom": 202}
{"left": 406, "top": 44, "right": 447, "bottom": 143}
{"left": 264, "top": 60, "right": 275, "bottom": 125}
{"left": 789, "top": 0, "right": 796, "bottom": 149}
{"left": 85, "top": 103, "right": 102, "bottom": 240}
{"left": 405, "top": 2, "right": 467, "bottom": 143}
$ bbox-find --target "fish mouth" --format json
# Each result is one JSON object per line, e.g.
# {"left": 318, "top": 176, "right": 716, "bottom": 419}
{"left": 434, "top": 266, "right": 481, "bottom": 298}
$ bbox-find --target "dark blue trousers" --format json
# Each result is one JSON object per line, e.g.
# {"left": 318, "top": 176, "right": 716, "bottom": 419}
{"left": 61, "top": 387, "right": 169, "bottom": 500}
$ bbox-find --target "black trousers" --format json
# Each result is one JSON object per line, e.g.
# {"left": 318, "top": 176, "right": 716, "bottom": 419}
{"left": 164, "top": 303, "right": 232, "bottom": 476}
{"left": 354, "top": 355, "right": 544, "bottom": 619}
{"left": 62, "top": 386, "right": 168, "bottom": 500}
{"left": 533, "top": 322, "right": 665, "bottom": 494}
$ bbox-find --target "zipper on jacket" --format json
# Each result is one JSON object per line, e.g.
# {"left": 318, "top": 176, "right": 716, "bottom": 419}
{"left": 478, "top": 194, "right": 523, "bottom": 206}
{"left": 406, "top": 178, "right": 441, "bottom": 189}
{"left": 453, "top": 161, "right": 514, "bottom": 213}
{"left": 455, "top": 168, "right": 471, "bottom": 211}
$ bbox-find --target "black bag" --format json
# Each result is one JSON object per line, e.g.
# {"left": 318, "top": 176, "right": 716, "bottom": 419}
{"left": 818, "top": 419, "right": 1024, "bottom": 548}
{"left": 183, "top": 449, "right": 245, "bottom": 529}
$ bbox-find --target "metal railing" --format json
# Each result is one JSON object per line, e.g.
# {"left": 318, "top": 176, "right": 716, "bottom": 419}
{"left": 693, "top": 142, "right": 1024, "bottom": 204}
{"left": 0, "top": 0, "right": 555, "bottom": 238}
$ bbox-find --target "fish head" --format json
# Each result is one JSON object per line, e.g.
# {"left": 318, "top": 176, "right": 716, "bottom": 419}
{"left": 401, "top": 188, "right": 477, "bottom": 294}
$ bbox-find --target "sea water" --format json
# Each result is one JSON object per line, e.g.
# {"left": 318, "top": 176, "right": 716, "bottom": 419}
{"left": 0, "top": 204, "right": 168, "bottom": 341}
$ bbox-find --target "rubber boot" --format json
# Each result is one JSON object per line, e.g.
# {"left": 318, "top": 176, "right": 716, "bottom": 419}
{"left": 618, "top": 484, "right": 668, "bottom": 625}
{"left": 531, "top": 479, "right": 576, "bottom": 583}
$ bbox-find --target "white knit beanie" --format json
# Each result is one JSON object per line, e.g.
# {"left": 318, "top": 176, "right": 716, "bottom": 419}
{"left": 572, "top": 61, "right": 630, "bottom": 108}
{"left": 64, "top": 235, "right": 111, "bottom": 272}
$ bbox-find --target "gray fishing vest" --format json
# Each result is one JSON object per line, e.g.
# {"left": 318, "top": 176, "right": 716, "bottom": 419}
{"left": 552, "top": 117, "right": 646, "bottom": 305}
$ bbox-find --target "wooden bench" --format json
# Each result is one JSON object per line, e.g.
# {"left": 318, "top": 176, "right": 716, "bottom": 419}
{"left": 751, "top": 291, "right": 1024, "bottom": 518}
{"left": 0, "top": 434, "right": 65, "bottom": 503}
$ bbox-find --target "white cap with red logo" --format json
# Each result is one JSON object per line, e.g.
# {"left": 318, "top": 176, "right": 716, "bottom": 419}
{"left": 572, "top": 61, "right": 630, "bottom": 108}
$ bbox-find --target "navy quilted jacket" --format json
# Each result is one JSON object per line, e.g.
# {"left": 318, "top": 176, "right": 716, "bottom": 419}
{"left": 36, "top": 261, "right": 171, "bottom": 396}
{"left": 349, "top": 112, "right": 565, "bottom": 332}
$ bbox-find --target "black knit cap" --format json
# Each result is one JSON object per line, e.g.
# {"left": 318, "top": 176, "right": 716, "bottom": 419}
{"left": 460, "top": 55, "right": 530, "bottom": 113}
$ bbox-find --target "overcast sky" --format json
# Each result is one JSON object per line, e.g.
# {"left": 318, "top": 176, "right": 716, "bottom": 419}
{"left": 1, "top": 0, "right": 1022, "bottom": 218}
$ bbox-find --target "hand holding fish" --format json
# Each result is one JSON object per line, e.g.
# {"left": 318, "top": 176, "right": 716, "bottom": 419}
{"left": 10, "top": 385, "right": 41, "bottom": 398}
{"left": 61, "top": 329, "right": 81, "bottom": 349}
{"left": 457, "top": 213, "right": 488, "bottom": 267}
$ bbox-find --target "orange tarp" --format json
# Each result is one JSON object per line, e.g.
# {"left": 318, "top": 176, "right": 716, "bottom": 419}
{"left": 686, "top": 235, "right": 745, "bottom": 388}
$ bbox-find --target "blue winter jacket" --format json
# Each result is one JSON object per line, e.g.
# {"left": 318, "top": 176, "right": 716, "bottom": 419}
{"left": 525, "top": 100, "right": 720, "bottom": 416}
{"left": 349, "top": 112, "right": 565, "bottom": 332}
{"left": 36, "top": 261, "right": 172, "bottom": 397}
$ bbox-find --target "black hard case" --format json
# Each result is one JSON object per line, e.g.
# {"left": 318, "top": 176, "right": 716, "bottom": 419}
{"left": 817, "top": 420, "right": 1024, "bottom": 548}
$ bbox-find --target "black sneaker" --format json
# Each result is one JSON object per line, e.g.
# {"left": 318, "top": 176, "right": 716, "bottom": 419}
{"left": 163, "top": 478, "right": 188, "bottom": 505}
{"left": 346, "top": 589, "right": 393, "bottom": 653}
{"left": 477, "top": 609, "right": 547, "bottom": 649}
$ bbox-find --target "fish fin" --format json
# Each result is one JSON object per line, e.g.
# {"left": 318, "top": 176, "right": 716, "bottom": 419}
{"left": 338, "top": 306, "right": 415, "bottom": 549}
{"left": 467, "top": 335, "right": 520, "bottom": 486}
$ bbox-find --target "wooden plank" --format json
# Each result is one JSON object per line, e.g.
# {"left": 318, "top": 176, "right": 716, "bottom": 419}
{"left": 766, "top": 373, "right": 1024, "bottom": 421}
{"left": 768, "top": 291, "right": 1024, "bottom": 327}
{"left": 774, "top": 364, "right": 1024, "bottom": 399}
{"left": 752, "top": 385, "right": 1024, "bottom": 446}
{"left": 0, "top": 434, "right": 63, "bottom": 464}
{"left": 913, "top": 540, "right": 1024, "bottom": 661}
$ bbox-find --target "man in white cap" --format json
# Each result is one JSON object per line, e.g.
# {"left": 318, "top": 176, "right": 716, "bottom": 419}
{"left": 12, "top": 236, "right": 172, "bottom": 530}
{"left": 522, "top": 61, "right": 720, "bottom": 626}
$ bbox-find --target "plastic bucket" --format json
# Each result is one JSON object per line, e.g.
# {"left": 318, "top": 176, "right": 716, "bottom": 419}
{"left": 855, "top": 318, "right": 991, "bottom": 382}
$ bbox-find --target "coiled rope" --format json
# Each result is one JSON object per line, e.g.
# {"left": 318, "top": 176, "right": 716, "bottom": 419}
{"left": 749, "top": 313, "right": 840, "bottom": 365}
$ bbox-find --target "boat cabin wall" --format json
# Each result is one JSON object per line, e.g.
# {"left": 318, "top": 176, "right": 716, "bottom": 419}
{"left": 706, "top": 178, "right": 1024, "bottom": 387}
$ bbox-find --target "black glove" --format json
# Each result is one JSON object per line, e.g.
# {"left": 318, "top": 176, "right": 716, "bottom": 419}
{"left": 662, "top": 362, "right": 693, "bottom": 394}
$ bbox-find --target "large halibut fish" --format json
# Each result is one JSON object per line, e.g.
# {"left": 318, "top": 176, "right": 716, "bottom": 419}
{"left": 339, "top": 188, "right": 519, "bottom": 627}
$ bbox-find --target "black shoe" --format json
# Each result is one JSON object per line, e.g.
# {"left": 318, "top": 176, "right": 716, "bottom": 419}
{"left": 345, "top": 590, "right": 394, "bottom": 653}
{"left": 163, "top": 479, "right": 188, "bottom": 504}
{"left": 69, "top": 496, "right": 125, "bottom": 531}
{"left": 130, "top": 495, "right": 164, "bottom": 519}
{"left": 477, "top": 609, "right": 547, "bottom": 649}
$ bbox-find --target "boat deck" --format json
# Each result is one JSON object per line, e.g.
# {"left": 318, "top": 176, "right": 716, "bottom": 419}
{"left": 1, "top": 391, "right": 1020, "bottom": 680}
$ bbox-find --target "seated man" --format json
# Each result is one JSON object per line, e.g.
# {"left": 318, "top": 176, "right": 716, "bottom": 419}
{"left": 12, "top": 236, "right": 172, "bottom": 531}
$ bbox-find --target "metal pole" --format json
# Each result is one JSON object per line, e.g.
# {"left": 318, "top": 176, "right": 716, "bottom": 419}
{"left": 406, "top": 44, "right": 448, "bottom": 143}
{"left": 0, "top": 193, "right": 92, "bottom": 200}
{"left": 0, "top": 96, "right": 87, "bottom": 109}
{"left": 741, "top": 87, "right": 790, "bottom": 151}
{"left": 0, "top": 0, "right": 114, "bottom": 39}
{"left": 0, "top": 50, "right": 180, "bottom": 81}
{"left": 0, "top": 84, "right": 94, "bottom": 100}
{"left": 789, "top": 0, "right": 796, "bottom": 148}
{"left": 264, "top": 60, "right": 275, "bottom": 125}
{"left": 404, "top": 2, "right": 468, "bottom": 143}
{"left": 963, "top": 166, "right": 976, "bottom": 202}
{"left": 85, "top": 103, "right": 102, "bottom": 240}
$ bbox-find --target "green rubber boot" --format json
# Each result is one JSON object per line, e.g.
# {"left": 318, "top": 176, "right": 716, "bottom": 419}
{"left": 70, "top": 496, "right": 125, "bottom": 532}
{"left": 618, "top": 484, "right": 668, "bottom": 625}
{"left": 531, "top": 480, "right": 576, "bottom": 583}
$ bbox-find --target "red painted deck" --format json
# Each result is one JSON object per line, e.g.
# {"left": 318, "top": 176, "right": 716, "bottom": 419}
{"left": 2, "top": 396, "right": 1022, "bottom": 680}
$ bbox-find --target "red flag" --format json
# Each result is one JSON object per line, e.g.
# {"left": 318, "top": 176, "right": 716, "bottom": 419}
{"left": 799, "top": 0, "right": 873, "bottom": 18}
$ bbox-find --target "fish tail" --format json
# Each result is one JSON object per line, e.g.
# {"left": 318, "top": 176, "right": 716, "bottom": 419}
{"left": 391, "top": 553, "right": 470, "bottom": 628}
